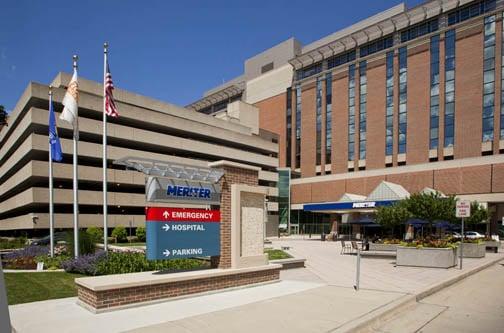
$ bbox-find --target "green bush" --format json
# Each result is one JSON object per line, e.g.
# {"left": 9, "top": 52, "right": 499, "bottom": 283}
{"left": 135, "top": 226, "right": 146, "bottom": 242}
{"left": 111, "top": 226, "right": 128, "bottom": 243}
{"left": 66, "top": 231, "right": 95, "bottom": 256}
{"left": 35, "top": 254, "right": 71, "bottom": 270}
{"left": 93, "top": 252, "right": 208, "bottom": 275}
{"left": 86, "top": 227, "right": 103, "bottom": 244}
{"left": 0, "top": 237, "right": 26, "bottom": 250}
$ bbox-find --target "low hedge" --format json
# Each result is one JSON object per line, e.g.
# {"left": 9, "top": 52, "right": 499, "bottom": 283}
{"left": 62, "top": 251, "right": 209, "bottom": 276}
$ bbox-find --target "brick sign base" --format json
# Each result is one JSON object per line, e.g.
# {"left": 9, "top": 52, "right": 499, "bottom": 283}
{"left": 76, "top": 265, "right": 280, "bottom": 312}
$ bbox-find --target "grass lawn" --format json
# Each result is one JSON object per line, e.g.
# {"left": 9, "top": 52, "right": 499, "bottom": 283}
{"left": 114, "top": 242, "right": 146, "bottom": 247}
{"left": 264, "top": 249, "right": 292, "bottom": 260}
{"left": 4, "top": 272, "right": 84, "bottom": 305}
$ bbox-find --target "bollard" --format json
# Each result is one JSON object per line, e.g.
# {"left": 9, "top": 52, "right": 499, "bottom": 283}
{"left": 354, "top": 248, "right": 361, "bottom": 291}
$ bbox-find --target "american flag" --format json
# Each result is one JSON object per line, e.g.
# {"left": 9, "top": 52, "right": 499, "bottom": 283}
{"left": 105, "top": 64, "right": 119, "bottom": 117}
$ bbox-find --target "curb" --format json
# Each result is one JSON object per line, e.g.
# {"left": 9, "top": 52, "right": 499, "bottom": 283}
{"left": 332, "top": 256, "right": 504, "bottom": 333}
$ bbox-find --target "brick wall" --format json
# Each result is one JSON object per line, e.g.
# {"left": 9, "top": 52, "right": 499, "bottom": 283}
{"left": 366, "top": 61, "right": 386, "bottom": 170}
{"left": 291, "top": 162, "right": 504, "bottom": 203}
{"left": 332, "top": 75, "right": 348, "bottom": 174}
{"left": 254, "top": 93, "right": 287, "bottom": 166}
{"left": 77, "top": 267, "right": 280, "bottom": 311}
{"left": 301, "top": 86, "right": 316, "bottom": 177}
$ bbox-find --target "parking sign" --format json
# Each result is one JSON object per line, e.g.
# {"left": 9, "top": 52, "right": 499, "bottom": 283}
{"left": 456, "top": 200, "right": 471, "bottom": 218}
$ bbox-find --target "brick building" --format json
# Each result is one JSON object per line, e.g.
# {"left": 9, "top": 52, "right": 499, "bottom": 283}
{"left": 191, "top": 0, "right": 504, "bottom": 234}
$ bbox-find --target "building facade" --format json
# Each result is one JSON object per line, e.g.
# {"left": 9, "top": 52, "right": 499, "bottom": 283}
{"left": 192, "top": 0, "right": 504, "bottom": 234}
{"left": 0, "top": 73, "right": 279, "bottom": 234}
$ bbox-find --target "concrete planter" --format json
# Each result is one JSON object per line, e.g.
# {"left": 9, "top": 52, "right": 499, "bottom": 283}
{"left": 458, "top": 243, "right": 486, "bottom": 258}
{"left": 396, "top": 246, "right": 457, "bottom": 268}
{"left": 484, "top": 240, "right": 500, "bottom": 253}
{"left": 369, "top": 243, "right": 398, "bottom": 252}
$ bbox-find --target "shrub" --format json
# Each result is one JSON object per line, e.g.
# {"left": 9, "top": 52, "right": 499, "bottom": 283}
{"left": 111, "top": 226, "right": 128, "bottom": 243}
{"left": 136, "top": 226, "right": 146, "bottom": 242}
{"left": 0, "top": 237, "right": 27, "bottom": 250}
{"left": 35, "top": 254, "right": 71, "bottom": 270}
{"left": 61, "top": 251, "right": 107, "bottom": 275}
{"left": 400, "top": 238, "right": 457, "bottom": 249}
{"left": 66, "top": 231, "right": 95, "bottom": 256}
{"left": 61, "top": 251, "right": 208, "bottom": 276}
{"left": 86, "top": 227, "right": 103, "bottom": 244}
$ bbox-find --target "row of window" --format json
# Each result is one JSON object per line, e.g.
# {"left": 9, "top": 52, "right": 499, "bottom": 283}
{"left": 448, "top": 0, "right": 496, "bottom": 26}
{"left": 483, "top": 15, "right": 496, "bottom": 142}
{"left": 444, "top": 29, "right": 456, "bottom": 147}
{"left": 286, "top": 88, "right": 292, "bottom": 167}
{"left": 398, "top": 47, "right": 408, "bottom": 154}
{"left": 501, "top": 14, "right": 504, "bottom": 139}
{"left": 359, "top": 62, "right": 367, "bottom": 160}
{"left": 430, "top": 36, "right": 440, "bottom": 149}
{"left": 325, "top": 73, "right": 333, "bottom": 166}
{"left": 401, "top": 19, "right": 439, "bottom": 43}
{"left": 385, "top": 51, "right": 394, "bottom": 155}
{"left": 348, "top": 65, "right": 356, "bottom": 161}
{"left": 295, "top": 85, "right": 301, "bottom": 168}
{"left": 315, "top": 77, "right": 323, "bottom": 165}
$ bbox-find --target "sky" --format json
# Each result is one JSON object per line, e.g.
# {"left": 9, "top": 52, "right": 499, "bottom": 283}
{"left": 0, "top": 0, "right": 424, "bottom": 112}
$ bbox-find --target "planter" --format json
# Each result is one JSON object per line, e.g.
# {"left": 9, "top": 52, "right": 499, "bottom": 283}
{"left": 484, "top": 240, "right": 500, "bottom": 253}
{"left": 396, "top": 246, "right": 457, "bottom": 268}
{"left": 369, "top": 243, "right": 398, "bottom": 252}
{"left": 458, "top": 243, "right": 486, "bottom": 258}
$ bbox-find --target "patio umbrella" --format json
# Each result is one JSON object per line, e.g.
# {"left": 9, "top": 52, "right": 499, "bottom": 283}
{"left": 434, "top": 220, "right": 453, "bottom": 229}
{"left": 405, "top": 218, "right": 428, "bottom": 227}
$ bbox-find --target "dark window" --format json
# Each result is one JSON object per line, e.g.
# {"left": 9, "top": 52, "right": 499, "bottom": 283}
{"left": 348, "top": 64, "right": 356, "bottom": 161}
{"left": 296, "top": 63, "right": 323, "bottom": 80}
{"left": 444, "top": 30, "right": 456, "bottom": 148}
{"left": 295, "top": 85, "right": 302, "bottom": 168}
{"left": 483, "top": 15, "right": 496, "bottom": 142}
{"left": 325, "top": 72, "right": 333, "bottom": 167}
{"left": 261, "top": 62, "right": 274, "bottom": 74}
{"left": 401, "top": 19, "right": 439, "bottom": 43}
{"left": 385, "top": 51, "right": 394, "bottom": 156}
{"left": 286, "top": 88, "right": 292, "bottom": 167}
{"left": 359, "top": 61, "right": 367, "bottom": 160}
{"left": 430, "top": 35, "right": 440, "bottom": 149}
{"left": 316, "top": 77, "right": 323, "bottom": 165}
{"left": 327, "top": 50, "right": 356, "bottom": 69}
{"left": 447, "top": 0, "right": 496, "bottom": 26}
{"left": 359, "top": 36, "right": 393, "bottom": 57}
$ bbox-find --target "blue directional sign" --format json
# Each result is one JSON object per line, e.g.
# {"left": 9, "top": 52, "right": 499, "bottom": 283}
{"left": 146, "top": 207, "right": 220, "bottom": 260}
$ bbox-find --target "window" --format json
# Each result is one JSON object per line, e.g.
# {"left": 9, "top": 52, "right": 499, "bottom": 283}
{"left": 261, "top": 62, "right": 274, "bottom": 74}
{"left": 359, "top": 36, "right": 393, "bottom": 57}
{"left": 398, "top": 47, "right": 408, "bottom": 154}
{"left": 483, "top": 16, "right": 496, "bottom": 142}
{"left": 385, "top": 51, "right": 394, "bottom": 156}
{"left": 348, "top": 65, "right": 356, "bottom": 161}
{"left": 359, "top": 61, "right": 367, "bottom": 160}
{"left": 325, "top": 72, "right": 333, "bottom": 167}
{"left": 295, "top": 84, "right": 302, "bottom": 168}
{"left": 286, "top": 88, "right": 292, "bottom": 167}
{"left": 316, "top": 77, "right": 323, "bottom": 165}
{"left": 327, "top": 50, "right": 356, "bottom": 69}
{"left": 296, "top": 63, "right": 322, "bottom": 80}
{"left": 430, "top": 35, "right": 440, "bottom": 149}
{"left": 447, "top": 0, "right": 496, "bottom": 26}
{"left": 501, "top": 12, "right": 504, "bottom": 139}
{"left": 401, "top": 19, "right": 439, "bottom": 43}
{"left": 444, "top": 30, "right": 456, "bottom": 147}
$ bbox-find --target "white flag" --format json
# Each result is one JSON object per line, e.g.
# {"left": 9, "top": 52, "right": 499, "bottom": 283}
{"left": 60, "top": 69, "right": 79, "bottom": 127}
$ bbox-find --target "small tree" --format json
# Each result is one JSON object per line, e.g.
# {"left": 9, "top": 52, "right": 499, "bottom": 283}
{"left": 376, "top": 202, "right": 411, "bottom": 237}
{"left": 86, "top": 227, "right": 103, "bottom": 244}
{"left": 111, "top": 226, "right": 128, "bottom": 243}
{"left": 135, "top": 226, "right": 146, "bottom": 242}
{"left": 460, "top": 201, "right": 489, "bottom": 226}
{"left": 402, "top": 192, "right": 457, "bottom": 233}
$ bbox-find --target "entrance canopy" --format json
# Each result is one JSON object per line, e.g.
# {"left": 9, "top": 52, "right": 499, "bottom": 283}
{"left": 114, "top": 156, "right": 225, "bottom": 183}
{"left": 303, "top": 181, "right": 409, "bottom": 213}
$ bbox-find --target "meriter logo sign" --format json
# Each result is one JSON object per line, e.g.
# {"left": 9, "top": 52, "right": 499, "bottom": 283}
{"left": 146, "top": 207, "right": 220, "bottom": 260}
{"left": 352, "top": 202, "right": 376, "bottom": 208}
{"left": 146, "top": 177, "right": 221, "bottom": 205}
{"left": 166, "top": 185, "right": 211, "bottom": 199}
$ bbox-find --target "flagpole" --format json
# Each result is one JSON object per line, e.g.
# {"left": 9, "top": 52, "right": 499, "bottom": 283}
{"left": 72, "top": 55, "right": 80, "bottom": 258}
{"left": 103, "top": 42, "right": 109, "bottom": 252}
{"left": 49, "top": 86, "right": 55, "bottom": 258}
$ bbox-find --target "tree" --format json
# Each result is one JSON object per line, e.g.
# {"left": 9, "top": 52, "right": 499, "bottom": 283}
{"left": 402, "top": 192, "right": 457, "bottom": 232}
{"left": 376, "top": 201, "right": 411, "bottom": 237}
{"left": 460, "top": 201, "right": 489, "bottom": 226}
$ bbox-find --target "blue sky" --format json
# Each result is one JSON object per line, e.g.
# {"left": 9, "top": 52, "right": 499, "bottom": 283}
{"left": 0, "top": 0, "right": 423, "bottom": 111}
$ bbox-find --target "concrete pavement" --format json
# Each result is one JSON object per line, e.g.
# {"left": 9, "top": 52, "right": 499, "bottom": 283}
{"left": 370, "top": 262, "right": 504, "bottom": 333}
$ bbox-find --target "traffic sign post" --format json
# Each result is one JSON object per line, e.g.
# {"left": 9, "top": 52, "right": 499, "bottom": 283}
{"left": 456, "top": 200, "right": 471, "bottom": 270}
{"left": 145, "top": 207, "right": 221, "bottom": 260}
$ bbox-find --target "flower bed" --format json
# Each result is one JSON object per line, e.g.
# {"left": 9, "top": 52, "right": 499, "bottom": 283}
{"left": 2, "top": 246, "right": 48, "bottom": 269}
{"left": 369, "top": 243, "right": 398, "bottom": 252}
